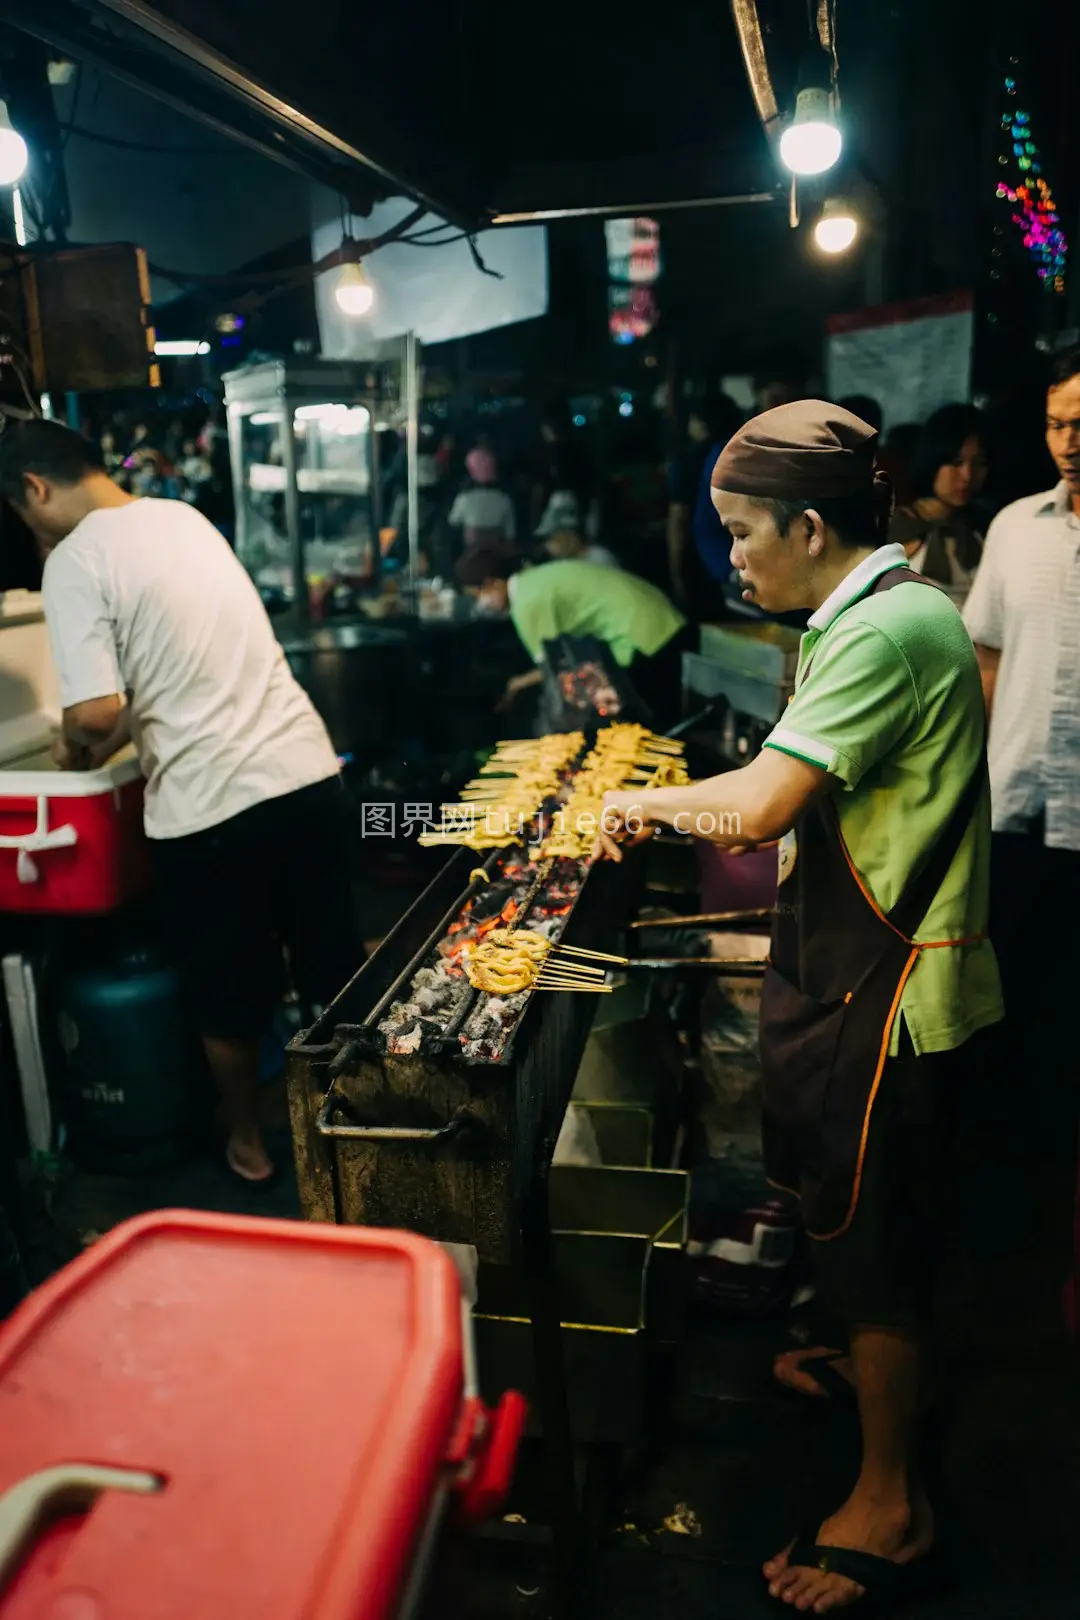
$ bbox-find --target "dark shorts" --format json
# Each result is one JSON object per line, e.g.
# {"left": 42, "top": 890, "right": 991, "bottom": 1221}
{"left": 150, "top": 776, "right": 362, "bottom": 1041}
{"left": 811, "top": 1024, "right": 995, "bottom": 1331}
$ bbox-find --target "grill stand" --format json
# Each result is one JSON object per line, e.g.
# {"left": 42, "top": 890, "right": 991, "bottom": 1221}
{"left": 286, "top": 848, "right": 643, "bottom": 1616}
{"left": 520, "top": 1154, "right": 585, "bottom": 1616}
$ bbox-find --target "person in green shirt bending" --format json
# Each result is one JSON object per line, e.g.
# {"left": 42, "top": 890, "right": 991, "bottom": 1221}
{"left": 598, "top": 401, "right": 1003, "bottom": 1615}
{"left": 455, "top": 548, "right": 690, "bottom": 727}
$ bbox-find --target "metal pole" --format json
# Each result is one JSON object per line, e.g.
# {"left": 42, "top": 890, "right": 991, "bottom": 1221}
{"left": 404, "top": 330, "right": 421, "bottom": 609}
{"left": 519, "top": 1161, "right": 584, "bottom": 1618}
{"left": 279, "top": 394, "right": 307, "bottom": 624}
{"left": 225, "top": 403, "right": 246, "bottom": 558}
{"left": 491, "top": 190, "right": 778, "bottom": 226}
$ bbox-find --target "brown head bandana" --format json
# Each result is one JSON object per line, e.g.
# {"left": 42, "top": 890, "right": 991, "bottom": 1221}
{"left": 711, "top": 399, "right": 883, "bottom": 501}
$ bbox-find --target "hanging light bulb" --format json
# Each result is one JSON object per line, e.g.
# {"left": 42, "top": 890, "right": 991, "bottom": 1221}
{"left": 334, "top": 261, "right": 375, "bottom": 318}
{"left": 779, "top": 44, "right": 842, "bottom": 178}
{"left": 0, "top": 102, "right": 28, "bottom": 187}
{"left": 814, "top": 198, "right": 859, "bottom": 255}
{"left": 780, "top": 86, "right": 842, "bottom": 176}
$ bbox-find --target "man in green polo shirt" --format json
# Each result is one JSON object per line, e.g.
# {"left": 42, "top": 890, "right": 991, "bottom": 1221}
{"left": 599, "top": 402, "right": 1002, "bottom": 1614}
{"left": 455, "top": 549, "right": 688, "bottom": 726}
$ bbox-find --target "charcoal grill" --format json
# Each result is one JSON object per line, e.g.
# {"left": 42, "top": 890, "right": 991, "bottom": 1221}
{"left": 286, "top": 838, "right": 644, "bottom": 1613}
{"left": 286, "top": 842, "right": 642, "bottom": 1264}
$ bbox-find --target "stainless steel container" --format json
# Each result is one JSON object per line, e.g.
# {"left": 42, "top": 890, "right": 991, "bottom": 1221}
{"left": 474, "top": 1165, "right": 689, "bottom": 1443}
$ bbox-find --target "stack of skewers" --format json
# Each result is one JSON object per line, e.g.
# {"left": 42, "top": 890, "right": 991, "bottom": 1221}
{"left": 464, "top": 930, "right": 643, "bottom": 996}
{"left": 541, "top": 724, "right": 690, "bottom": 860}
{"left": 418, "top": 732, "right": 585, "bottom": 851}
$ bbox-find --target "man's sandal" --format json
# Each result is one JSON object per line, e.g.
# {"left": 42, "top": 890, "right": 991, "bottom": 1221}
{"left": 773, "top": 1534, "right": 946, "bottom": 1615}
{"left": 774, "top": 1348, "right": 856, "bottom": 1404}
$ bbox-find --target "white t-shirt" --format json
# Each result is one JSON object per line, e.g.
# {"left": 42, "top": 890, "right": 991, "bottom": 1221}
{"left": 447, "top": 487, "right": 516, "bottom": 541}
{"left": 963, "top": 482, "right": 1080, "bottom": 849}
{"left": 42, "top": 499, "right": 340, "bottom": 840}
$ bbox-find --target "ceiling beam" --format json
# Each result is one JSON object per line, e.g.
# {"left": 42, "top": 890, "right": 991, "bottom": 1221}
{"left": 3, "top": 0, "right": 475, "bottom": 225}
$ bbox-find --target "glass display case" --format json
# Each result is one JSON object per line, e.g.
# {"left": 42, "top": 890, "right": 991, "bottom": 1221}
{"left": 223, "top": 357, "right": 402, "bottom": 617}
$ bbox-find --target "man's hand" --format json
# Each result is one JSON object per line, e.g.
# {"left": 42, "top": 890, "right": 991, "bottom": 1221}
{"left": 497, "top": 669, "right": 542, "bottom": 712}
{"left": 593, "top": 792, "right": 656, "bottom": 862}
{"left": 52, "top": 734, "right": 93, "bottom": 771}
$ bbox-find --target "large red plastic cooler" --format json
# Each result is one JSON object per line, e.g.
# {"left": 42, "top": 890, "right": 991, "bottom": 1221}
{"left": 0, "top": 1211, "right": 525, "bottom": 1620}
{"left": 0, "top": 593, "right": 149, "bottom": 914}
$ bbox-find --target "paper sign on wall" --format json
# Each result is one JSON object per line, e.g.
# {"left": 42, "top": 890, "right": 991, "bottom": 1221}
{"left": 826, "top": 291, "right": 974, "bottom": 432}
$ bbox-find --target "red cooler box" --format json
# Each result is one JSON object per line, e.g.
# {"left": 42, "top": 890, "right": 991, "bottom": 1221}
{"left": 0, "top": 594, "right": 149, "bottom": 914}
{"left": 0, "top": 748, "right": 149, "bottom": 914}
{"left": 0, "top": 1211, "right": 525, "bottom": 1620}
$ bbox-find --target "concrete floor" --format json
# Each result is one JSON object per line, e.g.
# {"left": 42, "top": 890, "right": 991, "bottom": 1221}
{"left": 30, "top": 863, "right": 1080, "bottom": 1620}
{"left": 46, "top": 1057, "right": 1080, "bottom": 1620}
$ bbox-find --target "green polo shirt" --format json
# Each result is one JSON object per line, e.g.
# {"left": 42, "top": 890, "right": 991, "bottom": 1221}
{"left": 764, "top": 544, "right": 1003, "bottom": 1056}
{"left": 509, "top": 560, "right": 686, "bottom": 667}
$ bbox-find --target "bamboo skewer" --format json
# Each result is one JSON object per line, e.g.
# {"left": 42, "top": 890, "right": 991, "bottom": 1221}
{"left": 552, "top": 944, "right": 629, "bottom": 965}
{"left": 534, "top": 981, "right": 613, "bottom": 993}
{"left": 539, "top": 967, "right": 606, "bottom": 981}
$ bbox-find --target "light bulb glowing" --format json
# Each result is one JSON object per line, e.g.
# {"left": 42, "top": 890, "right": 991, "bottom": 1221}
{"left": 814, "top": 201, "right": 858, "bottom": 255}
{"left": 779, "top": 87, "right": 842, "bottom": 177}
{"left": 154, "top": 339, "right": 211, "bottom": 356}
{"left": 0, "top": 104, "right": 28, "bottom": 187}
{"left": 334, "top": 262, "right": 375, "bottom": 318}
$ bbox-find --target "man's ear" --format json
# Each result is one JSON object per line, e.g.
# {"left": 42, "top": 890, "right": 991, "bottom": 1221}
{"left": 802, "top": 508, "right": 827, "bottom": 558}
{"left": 22, "top": 472, "right": 48, "bottom": 506}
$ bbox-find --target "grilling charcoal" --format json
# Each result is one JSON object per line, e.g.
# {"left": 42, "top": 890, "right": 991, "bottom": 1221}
{"left": 469, "top": 880, "right": 519, "bottom": 923}
{"left": 286, "top": 840, "right": 642, "bottom": 1260}
{"left": 386, "top": 1017, "right": 447, "bottom": 1056}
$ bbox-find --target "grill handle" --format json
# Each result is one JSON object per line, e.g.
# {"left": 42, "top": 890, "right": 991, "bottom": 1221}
{"left": 315, "top": 1099, "right": 474, "bottom": 1143}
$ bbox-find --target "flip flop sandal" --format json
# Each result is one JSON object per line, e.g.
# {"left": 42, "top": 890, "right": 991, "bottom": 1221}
{"left": 222, "top": 1150, "right": 282, "bottom": 1193}
{"left": 774, "top": 1533, "right": 946, "bottom": 1616}
{"left": 774, "top": 1348, "right": 856, "bottom": 1404}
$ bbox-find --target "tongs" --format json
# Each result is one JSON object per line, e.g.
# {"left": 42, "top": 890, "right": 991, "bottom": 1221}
{"left": 550, "top": 943, "right": 766, "bottom": 977}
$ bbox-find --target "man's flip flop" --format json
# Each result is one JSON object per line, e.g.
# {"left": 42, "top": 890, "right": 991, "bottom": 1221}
{"left": 773, "top": 1348, "right": 856, "bottom": 1404}
{"left": 222, "top": 1151, "right": 282, "bottom": 1193}
{"left": 774, "top": 1534, "right": 945, "bottom": 1615}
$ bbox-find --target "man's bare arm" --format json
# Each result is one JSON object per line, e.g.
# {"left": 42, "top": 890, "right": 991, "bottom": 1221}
{"left": 59, "top": 696, "right": 130, "bottom": 770}
{"left": 598, "top": 747, "right": 829, "bottom": 858}
{"left": 973, "top": 643, "right": 1000, "bottom": 720}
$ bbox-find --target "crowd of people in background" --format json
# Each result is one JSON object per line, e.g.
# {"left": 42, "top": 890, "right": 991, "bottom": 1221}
{"left": 83, "top": 408, "right": 234, "bottom": 535}
{"left": 72, "top": 355, "right": 1066, "bottom": 636}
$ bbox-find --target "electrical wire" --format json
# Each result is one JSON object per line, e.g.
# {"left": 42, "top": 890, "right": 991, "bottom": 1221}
{"left": 397, "top": 229, "right": 504, "bottom": 279}
{"left": 145, "top": 203, "right": 431, "bottom": 302}
{"left": 398, "top": 232, "right": 470, "bottom": 246}
{"left": 60, "top": 62, "right": 83, "bottom": 154}
{"left": 59, "top": 122, "right": 244, "bottom": 157}
{"left": 0, "top": 351, "right": 42, "bottom": 417}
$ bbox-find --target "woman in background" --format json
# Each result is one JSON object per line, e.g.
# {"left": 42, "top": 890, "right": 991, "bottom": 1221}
{"left": 448, "top": 448, "right": 517, "bottom": 552}
{"left": 889, "top": 404, "right": 988, "bottom": 605}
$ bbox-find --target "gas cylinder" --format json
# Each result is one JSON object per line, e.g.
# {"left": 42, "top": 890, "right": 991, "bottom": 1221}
{"left": 56, "top": 943, "right": 204, "bottom": 1173}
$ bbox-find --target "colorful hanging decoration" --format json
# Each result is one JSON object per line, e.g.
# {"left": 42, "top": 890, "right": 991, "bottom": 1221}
{"left": 995, "top": 75, "right": 1067, "bottom": 294}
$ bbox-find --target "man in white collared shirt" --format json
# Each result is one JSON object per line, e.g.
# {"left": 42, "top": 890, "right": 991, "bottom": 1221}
{"left": 963, "top": 346, "right": 1080, "bottom": 1054}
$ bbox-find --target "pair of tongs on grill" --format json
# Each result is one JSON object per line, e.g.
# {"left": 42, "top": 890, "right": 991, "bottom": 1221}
{"left": 617, "top": 906, "right": 772, "bottom": 975}
{"left": 547, "top": 907, "right": 771, "bottom": 981}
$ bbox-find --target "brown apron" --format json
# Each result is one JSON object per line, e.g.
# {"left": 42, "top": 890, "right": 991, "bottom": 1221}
{"left": 759, "top": 566, "right": 987, "bottom": 1239}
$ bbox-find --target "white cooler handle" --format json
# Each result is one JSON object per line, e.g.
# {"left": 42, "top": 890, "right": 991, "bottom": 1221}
{"left": 0, "top": 1463, "right": 160, "bottom": 1586}
{"left": 0, "top": 796, "right": 78, "bottom": 883}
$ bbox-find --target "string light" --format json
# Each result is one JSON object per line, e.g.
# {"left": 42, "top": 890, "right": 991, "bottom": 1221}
{"left": 994, "top": 72, "right": 1067, "bottom": 295}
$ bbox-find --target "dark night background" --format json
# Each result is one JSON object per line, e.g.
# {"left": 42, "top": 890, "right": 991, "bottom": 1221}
{"left": 6, "top": 0, "right": 1079, "bottom": 393}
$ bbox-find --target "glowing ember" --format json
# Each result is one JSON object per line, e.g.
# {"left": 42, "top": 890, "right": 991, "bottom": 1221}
{"left": 376, "top": 853, "right": 590, "bottom": 1059}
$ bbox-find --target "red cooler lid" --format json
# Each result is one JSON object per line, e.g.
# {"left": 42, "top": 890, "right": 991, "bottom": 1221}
{"left": 0, "top": 1211, "right": 464, "bottom": 1620}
